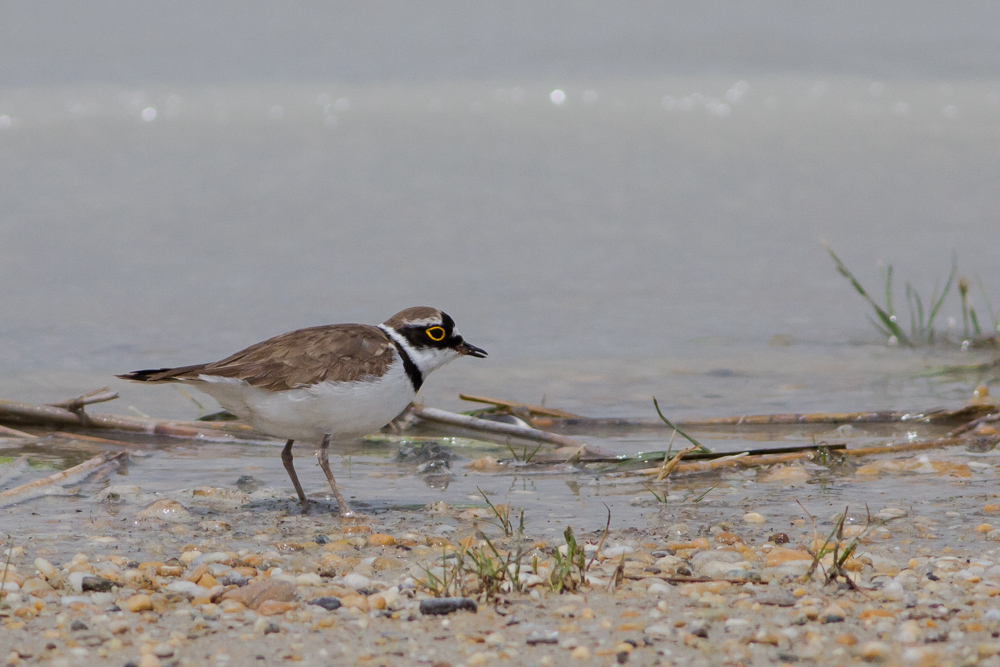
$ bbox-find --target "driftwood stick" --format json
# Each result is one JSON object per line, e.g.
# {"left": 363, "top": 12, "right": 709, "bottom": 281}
{"left": 413, "top": 407, "right": 587, "bottom": 448}
{"left": 458, "top": 394, "right": 584, "bottom": 419}
{"left": 0, "top": 424, "right": 35, "bottom": 438}
{"left": 0, "top": 451, "right": 127, "bottom": 505}
{"left": 413, "top": 408, "right": 610, "bottom": 462}
{"left": 0, "top": 398, "right": 250, "bottom": 441}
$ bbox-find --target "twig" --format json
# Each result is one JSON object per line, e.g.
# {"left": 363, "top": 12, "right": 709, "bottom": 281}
{"left": 680, "top": 404, "right": 994, "bottom": 426}
{"left": 631, "top": 437, "right": 970, "bottom": 477}
{"left": 52, "top": 432, "right": 143, "bottom": 448}
{"left": 46, "top": 388, "right": 120, "bottom": 412}
{"left": 0, "top": 452, "right": 127, "bottom": 506}
{"left": 413, "top": 407, "right": 609, "bottom": 455}
{"left": 586, "top": 504, "right": 613, "bottom": 571}
{"left": 656, "top": 445, "right": 698, "bottom": 481}
{"left": 539, "top": 404, "right": 996, "bottom": 430}
{"left": 946, "top": 412, "right": 1000, "bottom": 438}
{"left": 459, "top": 394, "right": 583, "bottom": 419}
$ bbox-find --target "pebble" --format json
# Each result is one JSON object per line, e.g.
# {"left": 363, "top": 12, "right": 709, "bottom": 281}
{"left": 602, "top": 545, "right": 635, "bottom": 558}
{"left": 754, "top": 588, "right": 797, "bottom": 607}
{"left": 859, "top": 641, "right": 891, "bottom": 661}
{"left": 219, "top": 570, "right": 249, "bottom": 587}
{"left": 221, "top": 578, "right": 295, "bottom": 610}
{"left": 33, "top": 558, "right": 57, "bottom": 580}
{"left": 124, "top": 594, "right": 153, "bottom": 612}
{"left": 136, "top": 499, "right": 192, "bottom": 522}
{"left": 307, "top": 596, "right": 341, "bottom": 611}
{"left": 342, "top": 573, "right": 371, "bottom": 590}
{"left": 419, "top": 597, "right": 478, "bottom": 615}
{"left": 743, "top": 512, "right": 767, "bottom": 524}
{"left": 821, "top": 603, "right": 846, "bottom": 623}
{"left": 151, "top": 643, "right": 174, "bottom": 658}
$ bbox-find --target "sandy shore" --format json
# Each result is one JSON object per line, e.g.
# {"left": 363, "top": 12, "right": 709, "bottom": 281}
{"left": 4, "top": 472, "right": 1000, "bottom": 667}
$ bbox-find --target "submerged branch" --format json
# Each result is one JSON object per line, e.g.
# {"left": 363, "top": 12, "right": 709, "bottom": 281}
{"left": 0, "top": 397, "right": 256, "bottom": 441}
{"left": 0, "top": 452, "right": 126, "bottom": 506}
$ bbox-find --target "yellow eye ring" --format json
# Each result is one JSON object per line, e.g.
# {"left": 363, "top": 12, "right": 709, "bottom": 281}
{"left": 426, "top": 326, "right": 446, "bottom": 342}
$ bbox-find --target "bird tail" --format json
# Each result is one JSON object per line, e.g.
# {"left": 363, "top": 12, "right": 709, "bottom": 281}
{"left": 116, "top": 364, "right": 206, "bottom": 383}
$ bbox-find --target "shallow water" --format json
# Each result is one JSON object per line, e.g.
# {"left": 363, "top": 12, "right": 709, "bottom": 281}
{"left": 1, "top": 4, "right": 999, "bottom": 533}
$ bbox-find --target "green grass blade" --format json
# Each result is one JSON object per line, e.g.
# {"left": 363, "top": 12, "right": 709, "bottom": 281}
{"left": 926, "top": 255, "right": 957, "bottom": 332}
{"left": 824, "top": 243, "right": 911, "bottom": 344}
{"left": 652, "top": 397, "right": 711, "bottom": 453}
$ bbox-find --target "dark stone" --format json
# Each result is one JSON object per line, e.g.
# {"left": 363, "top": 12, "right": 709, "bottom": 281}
{"left": 617, "top": 651, "right": 630, "bottom": 664}
{"left": 263, "top": 621, "right": 280, "bottom": 635}
{"left": 688, "top": 620, "right": 709, "bottom": 638}
{"left": 70, "top": 620, "right": 89, "bottom": 631}
{"left": 235, "top": 475, "right": 263, "bottom": 493}
{"left": 314, "top": 534, "right": 330, "bottom": 544}
{"left": 81, "top": 576, "right": 117, "bottom": 592}
{"left": 307, "top": 596, "right": 342, "bottom": 611}
{"left": 419, "top": 597, "right": 478, "bottom": 616}
{"left": 219, "top": 570, "right": 249, "bottom": 587}
{"left": 395, "top": 442, "right": 456, "bottom": 464}
{"left": 525, "top": 630, "right": 559, "bottom": 645}
{"left": 768, "top": 533, "right": 791, "bottom": 544}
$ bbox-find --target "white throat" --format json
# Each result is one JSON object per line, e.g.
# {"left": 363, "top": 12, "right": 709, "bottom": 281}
{"left": 378, "top": 324, "right": 462, "bottom": 375}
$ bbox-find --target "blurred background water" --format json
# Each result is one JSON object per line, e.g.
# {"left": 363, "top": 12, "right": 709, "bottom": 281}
{"left": 1, "top": 1, "right": 999, "bottom": 419}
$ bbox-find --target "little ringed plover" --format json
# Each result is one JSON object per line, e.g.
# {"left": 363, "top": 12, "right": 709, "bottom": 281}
{"left": 118, "top": 306, "right": 486, "bottom": 515}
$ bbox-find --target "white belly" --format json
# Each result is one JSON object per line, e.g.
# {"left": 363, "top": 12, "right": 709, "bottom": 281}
{"left": 191, "top": 362, "right": 416, "bottom": 443}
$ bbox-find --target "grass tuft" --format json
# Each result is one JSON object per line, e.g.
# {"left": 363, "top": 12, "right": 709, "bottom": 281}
{"left": 825, "top": 242, "right": 998, "bottom": 347}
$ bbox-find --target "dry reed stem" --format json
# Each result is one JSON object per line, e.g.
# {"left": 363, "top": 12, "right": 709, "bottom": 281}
{"left": 458, "top": 393, "right": 584, "bottom": 419}
{"left": 656, "top": 445, "right": 698, "bottom": 481}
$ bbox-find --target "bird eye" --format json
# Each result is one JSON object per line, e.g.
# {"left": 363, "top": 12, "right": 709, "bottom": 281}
{"left": 426, "top": 326, "right": 446, "bottom": 341}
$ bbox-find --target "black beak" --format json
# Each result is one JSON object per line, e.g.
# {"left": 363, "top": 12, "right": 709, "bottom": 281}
{"left": 457, "top": 340, "right": 488, "bottom": 358}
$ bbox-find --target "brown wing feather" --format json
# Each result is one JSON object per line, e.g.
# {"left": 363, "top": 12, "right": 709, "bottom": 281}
{"left": 119, "top": 324, "right": 397, "bottom": 392}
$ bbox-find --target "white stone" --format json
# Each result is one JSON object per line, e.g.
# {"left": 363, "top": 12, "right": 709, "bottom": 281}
{"left": 342, "top": 573, "right": 371, "bottom": 590}
{"left": 602, "top": 545, "right": 635, "bottom": 559}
